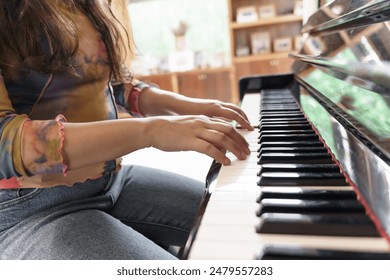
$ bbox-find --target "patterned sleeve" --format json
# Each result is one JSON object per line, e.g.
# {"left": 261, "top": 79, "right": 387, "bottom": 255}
{"left": 0, "top": 71, "right": 67, "bottom": 182}
{"left": 112, "top": 80, "right": 149, "bottom": 117}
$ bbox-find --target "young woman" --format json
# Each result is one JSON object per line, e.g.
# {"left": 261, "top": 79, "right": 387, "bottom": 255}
{"left": 0, "top": 0, "right": 252, "bottom": 259}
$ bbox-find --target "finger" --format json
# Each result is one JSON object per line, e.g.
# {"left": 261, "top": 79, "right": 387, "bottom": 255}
{"left": 203, "top": 129, "right": 246, "bottom": 160}
{"left": 222, "top": 103, "right": 250, "bottom": 122}
{"left": 204, "top": 119, "right": 248, "bottom": 145}
{"left": 194, "top": 116, "right": 250, "bottom": 156}
{"left": 208, "top": 117, "right": 231, "bottom": 125}
{"left": 219, "top": 107, "right": 253, "bottom": 131}
{"left": 194, "top": 138, "right": 231, "bottom": 165}
{"left": 216, "top": 123, "right": 251, "bottom": 155}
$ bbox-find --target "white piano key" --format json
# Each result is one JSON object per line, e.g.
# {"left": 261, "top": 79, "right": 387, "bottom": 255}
{"left": 239, "top": 93, "right": 260, "bottom": 126}
{"left": 219, "top": 159, "right": 258, "bottom": 170}
{"left": 209, "top": 191, "right": 259, "bottom": 202}
{"left": 213, "top": 182, "right": 259, "bottom": 193}
{"left": 194, "top": 223, "right": 389, "bottom": 250}
{"left": 200, "top": 210, "right": 258, "bottom": 226}
{"left": 227, "top": 153, "right": 258, "bottom": 163}
{"left": 205, "top": 200, "right": 259, "bottom": 212}
{"left": 217, "top": 166, "right": 258, "bottom": 177}
{"left": 189, "top": 241, "right": 258, "bottom": 260}
{"left": 216, "top": 175, "right": 258, "bottom": 184}
{"left": 189, "top": 224, "right": 390, "bottom": 260}
{"left": 259, "top": 185, "right": 355, "bottom": 191}
{"left": 259, "top": 186, "right": 355, "bottom": 194}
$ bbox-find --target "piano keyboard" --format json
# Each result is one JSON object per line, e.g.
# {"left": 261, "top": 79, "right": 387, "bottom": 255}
{"left": 187, "top": 91, "right": 390, "bottom": 260}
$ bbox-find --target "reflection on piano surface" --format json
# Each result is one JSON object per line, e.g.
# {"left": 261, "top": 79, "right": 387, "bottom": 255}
{"left": 184, "top": 0, "right": 390, "bottom": 260}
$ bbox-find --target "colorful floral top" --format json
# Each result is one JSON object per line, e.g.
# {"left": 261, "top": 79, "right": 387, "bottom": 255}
{"left": 0, "top": 9, "right": 140, "bottom": 189}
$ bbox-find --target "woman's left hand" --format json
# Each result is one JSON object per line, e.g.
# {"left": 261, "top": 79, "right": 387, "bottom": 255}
{"left": 181, "top": 99, "right": 254, "bottom": 131}
{"left": 137, "top": 87, "right": 254, "bottom": 130}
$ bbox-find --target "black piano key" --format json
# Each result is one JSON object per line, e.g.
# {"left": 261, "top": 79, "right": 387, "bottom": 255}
{"left": 261, "top": 94, "right": 292, "bottom": 98}
{"left": 257, "top": 245, "right": 390, "bottom": 260}
{"left": 260, "top": 103, "right": 296, "bottom": 107}
{"left": 260, "top": 124, "right": 312, "bottom": 131}
{"left": 261, "top": 108, "right": 301, "bottom": 113}
{"left": 258, "top": 171, "right": 348, "bottom": 186}
{"left": 258, "top": 153, "right": 333, "bottom": 164}
{"left": 256, "top": 198, "right": 364, "bottom": 216}
{"left": 260, "top": 118, "right": 308, "bottom": 123}
{"left": 261, "top": 91, "right": 291, "bottom": 94}
{"left": 262, "top": 97, "right": 293, "bottom": 100}
{"left": 261, "top": 104, "right": 299, "bottom": 108}
{"left": 262, "top": 90, "right": 292, "bottom": 94}
{"left": 261, "top": 99, "right": 296, "bottom": 102}
{"left": 258, "top": 141, "right": 324, "bottom": 151}
{"left": 261, "top": 101, "right": 296, "bottom": 104}
{"left": 262, "top": 95, "right": 294, "bottom": 98}
{"left": 258, "top": 188, "right": 356, "bottom": 201}
{"left": 260, "top": 108, "right": 305, "bottom": 115}
{"left": 259, "top": 134, "right": 320, "bottom": 142}
{"left": 260, "top": 121, "right": 309, "bottom": 127}
{"left": 257, "top": 213, "right": 380, "bottom": 237}
{"left": 258, "top": 147, "right": 328, "bottom": 156}
{"left": 261, "top": 113, "right": 305, "bottom": 119}
{"left": 259, "top": 130, "right": 316, "bottom": 136}
{"left": 262, "top": 93, "right": 293, "bottom": 97}
{"left": 260, "top": 101, "right": 300, "bottom": 106}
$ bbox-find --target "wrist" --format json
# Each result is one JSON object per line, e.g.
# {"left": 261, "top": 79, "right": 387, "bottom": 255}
{"left": 141, "top": 117, "right": 157, "bottom": 148}
{"left": 127, "top": 82, "right": 150, "bottom": 116}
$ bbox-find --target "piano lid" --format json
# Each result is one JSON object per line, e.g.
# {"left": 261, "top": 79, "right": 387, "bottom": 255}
{"left": 290, "top": 0, "right": 390, "bottom": 241}
{"left": 292, "top": 0, "right": 390, "bottom": 161}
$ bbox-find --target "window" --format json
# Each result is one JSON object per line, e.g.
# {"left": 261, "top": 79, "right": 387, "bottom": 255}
{"left": 128, "top": 0, "right": 230, "bottom": 75}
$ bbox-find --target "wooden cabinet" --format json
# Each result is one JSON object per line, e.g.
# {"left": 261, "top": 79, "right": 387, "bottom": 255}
{"left": 137, "top": 68, "right": 233, "bottom": 103}
{"left": 235, "top": 55, "right": 294, "bottom": 82}
{"left": 178, "top": 69, "right": 232, "bottom": 102}
{"left": 139, "top": 73, "right": 178, "bottom": 93}
{"left": 228, "top": 0, "right": 303, "bottom": 101}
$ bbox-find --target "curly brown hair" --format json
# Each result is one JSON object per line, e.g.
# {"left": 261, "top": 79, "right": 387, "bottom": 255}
{"left": 0, "top": 0, "right": 131, "bottom": 81}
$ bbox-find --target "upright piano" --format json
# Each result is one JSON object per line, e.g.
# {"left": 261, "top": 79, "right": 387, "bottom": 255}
{"left": 185, "top": 0, "right": 390, "bottom": 260}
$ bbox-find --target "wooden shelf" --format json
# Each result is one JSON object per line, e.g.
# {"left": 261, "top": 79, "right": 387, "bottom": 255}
{"left": 227, "top": 0, "right": 303, "bottom": 103}
{"left": 230, "top": 14, "right": 302, "bottom": 30}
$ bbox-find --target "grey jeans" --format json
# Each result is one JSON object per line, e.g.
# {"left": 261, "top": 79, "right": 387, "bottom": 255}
{"left": 0, "top": 165, "right": 205, "bottom": 260}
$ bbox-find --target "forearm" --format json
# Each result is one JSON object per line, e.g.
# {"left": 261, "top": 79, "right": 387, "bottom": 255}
{"left": 22, "top": 118, "right": 152, "bottom": 173}
{"left": 138, "top": 86, "right": 199, "bottom": 116}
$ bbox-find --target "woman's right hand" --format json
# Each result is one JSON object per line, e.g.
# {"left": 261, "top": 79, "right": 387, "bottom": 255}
{"left": 144, "top": 115, "right": 251, "bottom": 165}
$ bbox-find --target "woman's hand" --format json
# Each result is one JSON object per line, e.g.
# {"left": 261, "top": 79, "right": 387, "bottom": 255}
{"left": 145, "top": 115, "right": 251, "bottom": 165}
{"left": 137, "top": 87, "right": 254, "bottom": 131}
{"left": 186, "top": 99, "right": 254, "bottom": 131}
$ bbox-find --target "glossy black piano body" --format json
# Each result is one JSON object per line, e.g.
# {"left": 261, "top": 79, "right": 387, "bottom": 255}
{"left": 185, "top": 0, "right": 390, "bottom": 259}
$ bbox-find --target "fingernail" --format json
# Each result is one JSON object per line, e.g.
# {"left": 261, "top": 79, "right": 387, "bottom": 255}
{"left": 224, "top": 158, "right": 231, "bottom": 165}
{"left": 240, "top": 152, "right": 247, "bottom": 159}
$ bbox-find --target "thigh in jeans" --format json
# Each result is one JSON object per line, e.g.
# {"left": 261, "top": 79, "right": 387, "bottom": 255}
{"left": 0, "top": 188, "right": 43, "bottom": 232}
{"left": 0, "top": 173, "right": 112, "bottom": 233}
{"left": 108, "top": 165, "right": 206, "bottom": 247}
{"left": 1, "top": 209, "right": 176, "bottom": 260}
